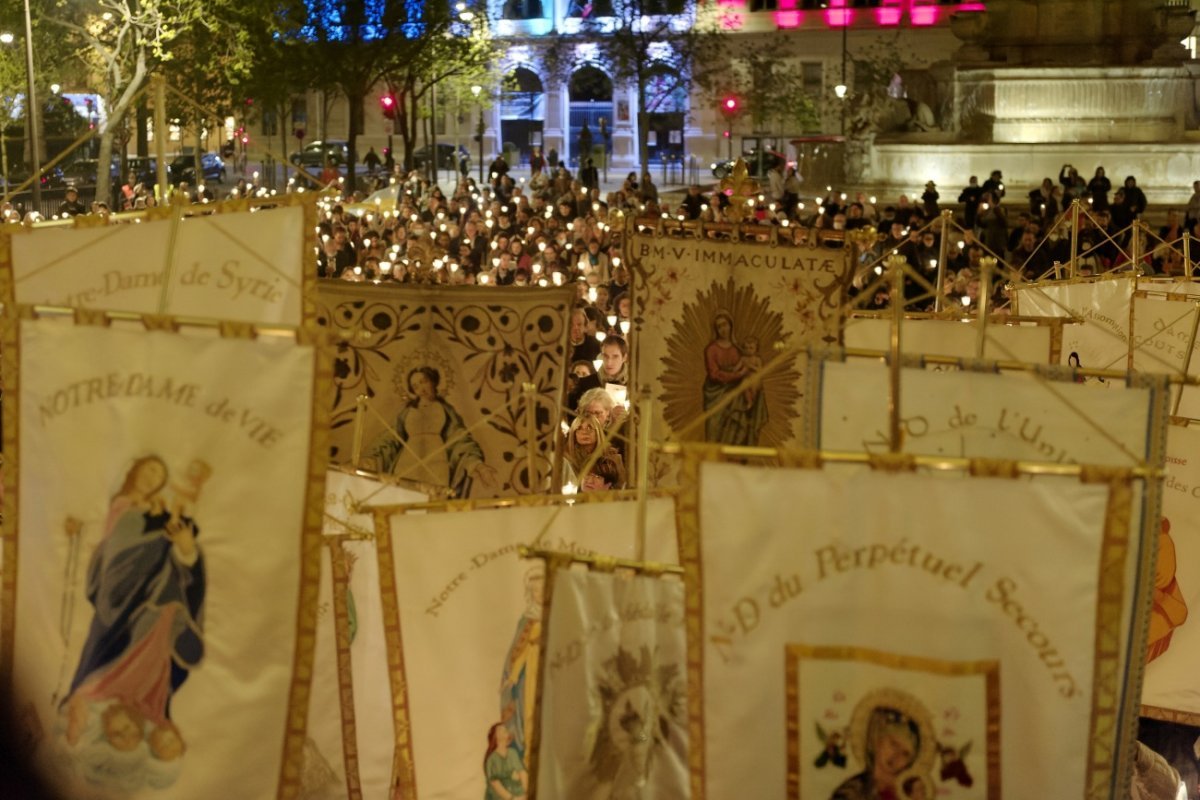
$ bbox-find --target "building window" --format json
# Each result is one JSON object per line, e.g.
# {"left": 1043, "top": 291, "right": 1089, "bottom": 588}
{"left": 802, "top": 63, "right": 823, "bottom": 96}
{"left": 503, "top": 0, "right": 545, "bottom": 20}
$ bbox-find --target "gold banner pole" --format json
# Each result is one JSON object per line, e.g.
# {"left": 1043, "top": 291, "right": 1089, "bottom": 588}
{"left": 976, "top": 256, "right": 994, "bottom": 359}
{"left": 887, "top": 255, "right": 906, "bottom": 453}
{"left": 1132, "top": 221, "right": 1143, "bottom": 271}
{"left": 635, "top": 397, "right": 653, "bottom": 561}
{"left": 519, "top": 545, "right": 683, "bottom": 576}
{"left": 1069, "top": 200, "right": 1080, "bottom": 278}
{"left": 1186, "top": 231, "right": 1193, "bottom": 275}
{"left": 934, "top": 209, "right": 952, "bottom": 312}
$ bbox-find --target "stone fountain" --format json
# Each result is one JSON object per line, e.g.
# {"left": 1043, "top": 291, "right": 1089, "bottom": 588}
{"left": 870, "top": 0, "right": 1200, "bottom": 204}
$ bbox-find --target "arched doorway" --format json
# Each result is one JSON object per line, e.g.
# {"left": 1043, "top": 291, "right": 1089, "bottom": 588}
{"left": 500, "top": 67, "right": 545, "bottom": 164}
{"left": 568, "top": 66, "right": 613, "bottom": 167}
{"left": 645, "top": 65, "right": 687, "bottom": 163}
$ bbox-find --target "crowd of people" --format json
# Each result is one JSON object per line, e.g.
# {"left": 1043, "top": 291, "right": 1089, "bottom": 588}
{"left": 7, "top": 154, "right": 1200, "bottom": 491}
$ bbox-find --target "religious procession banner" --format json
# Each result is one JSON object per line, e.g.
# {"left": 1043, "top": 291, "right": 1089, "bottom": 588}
{"left": 681, "top": 457, "right": 1139, "bottom": 799}
{"left": 1142, "top": 423, "right": 1200, "bottom": 725}
{"left": 1, "top": 313, "right": 328, "bottom": 799}
{"left": 317, "top": 281, "right": 574, "bottom": 498}
{"left": 813, "top": 353, "right": 1167, "bottom": 467}
{"left": 1129, "top": 292, "right": 1200, "bottom": 419}
{"left": 375, "top": 496, "right": 679, "bottom": 798}
{"left": 1013, "top": 273, "right": 1135, "bottom": 373}
{"left": 0, "top": 196, "right": 317, "bottom": 326}
{"left": 531, "top": 568, "right": 688, "bottom": 800}
{"left": 628, "top": 230, "right": 852, "bottom": 448}
{"left": 841, "top": 316, "right": 1056, "bottom": 364}
{"left": 302, "top": 471, "right": 428, "bottom": 800}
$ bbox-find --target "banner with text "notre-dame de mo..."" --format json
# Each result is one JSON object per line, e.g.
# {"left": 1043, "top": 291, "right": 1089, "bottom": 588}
{"left": 374, "top": 496, "right": 679, "bottom": 799}
{"left": 0, "top": 196, "right": 317, "bottom": 326}
{"left": 301, "top": 471, "right": 428, "bottom": 800}
{"left": 1, "top": 313, "right": 328, "bottom": 800}
{"left": 629, "top": 232, "right": 852, "bottom": 450}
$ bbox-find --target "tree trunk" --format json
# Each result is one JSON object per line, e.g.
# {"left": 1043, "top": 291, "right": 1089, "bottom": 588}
{"left": 636, "top": 75, "right": 649, "bottom": 181}
{"left": 346, "top": 88, "right": 364, "bottom": 194}
{"left": 96, "top": 55, "right": 148, "bottom": 210}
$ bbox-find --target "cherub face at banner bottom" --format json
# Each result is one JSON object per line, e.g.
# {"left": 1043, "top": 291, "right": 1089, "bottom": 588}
{"left": 102, "top": 704, "right": 144, "bottom": 753}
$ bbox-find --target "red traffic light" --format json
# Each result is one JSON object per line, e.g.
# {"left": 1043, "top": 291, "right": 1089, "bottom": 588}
{"left": 380, "top": 93, "right": 397, "bottom": 120}
{"left": 722, "top": 96, "right": 739, "bottom": 115}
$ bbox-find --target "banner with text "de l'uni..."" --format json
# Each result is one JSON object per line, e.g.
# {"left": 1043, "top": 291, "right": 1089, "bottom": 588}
{"left": 1, "top": 313, "right": 328, "bottom": 800}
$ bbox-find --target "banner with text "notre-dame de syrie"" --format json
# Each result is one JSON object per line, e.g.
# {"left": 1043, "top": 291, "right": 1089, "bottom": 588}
{"left": 0, "top": 197, "right": 317, "bottom": 325}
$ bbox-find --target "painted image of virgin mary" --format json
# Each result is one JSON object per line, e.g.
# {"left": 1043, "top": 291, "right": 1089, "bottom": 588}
{"left": 702, "top": 311, "right": 768, "bottom": 446}
{"left": 371, "top": 366, "right": 497, "bottom": 498}
{"left": 832, "top": 694, "right": 931, "bottom": 800}
{"left": 60, "top": 456, "right": 207, "bottom": 772}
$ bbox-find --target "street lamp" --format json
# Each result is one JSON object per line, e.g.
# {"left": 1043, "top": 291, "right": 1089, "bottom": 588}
{"left": 20, "top": 0, "right": 42, "bottom": 209}
{"left": 471, "top": 84, "right": 484, "bottom": 184}
{"left": 0, "top": 32, "right": 12, "bottom": 190}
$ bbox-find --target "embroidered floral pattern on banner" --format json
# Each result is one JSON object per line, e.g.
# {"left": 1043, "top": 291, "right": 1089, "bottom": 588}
{"left": 317, "top": 281, "right": 573, "bottom": 498}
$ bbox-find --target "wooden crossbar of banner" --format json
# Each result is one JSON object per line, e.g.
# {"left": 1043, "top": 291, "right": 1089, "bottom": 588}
{"left": 358, "top": 487, "right": 675, "bottom": 516}
{"left": 19, "top": 304, "right": 318, "bottom": 341}
{"left": 518, "top": 544, "right": 683, "bottom": 576}
{"left": 651, "top": 442, "right": 1163, "bottom": 479}
{"left": 839, "top": 345, "right": 1200, "bottom": 386}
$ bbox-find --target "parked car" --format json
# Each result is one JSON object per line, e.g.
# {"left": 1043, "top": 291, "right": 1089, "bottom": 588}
{"left": 411, "top": 143, "right": 459, "bottom": 171}
{"left": 169, "top": 152, "right": 227, "bottom": 185}
{"left": 4, "top": 165, "right": 68, "bottom": 190}
{"left": 290, "top": 140, "right": 349, "bottom": 168}
{"left": 710, "top": 150, "right": 787, "bottom": 180}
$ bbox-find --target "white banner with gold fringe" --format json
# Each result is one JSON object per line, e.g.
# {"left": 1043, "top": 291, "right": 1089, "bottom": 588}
{"left": 532, "top": 568, "right": 688, "bottom": 800}
{"left": 815, "top": 357, "right": 1165, "bottom": 466}
{"left": 682, "top": 458, "right": 1137, "bottom": 799}
{"left": 1, "top": 314, "right": 326, "bottom": 800}
{"left": 0, "top": 198, "right": 315, "bottom": 325}
{"left": 1013, "top": 273, "right": 1134, "bottom": 373}
{"left": 1142, "top": 423, "right": 1200, "bottom": 725}
{"left": 1129, "top": 293, "right": 1200, "bottom": 419}
{"left": 842, "top": 317, "right": 1055, "bottom": 364}
{"left": 629, "top": 232, "right": 852, "bottom": 448}
{"left": 306, "top": 470, "right": 427, "bottom": 800}
{"left": 376, "top": 497, "right": 679, "bottom": 799}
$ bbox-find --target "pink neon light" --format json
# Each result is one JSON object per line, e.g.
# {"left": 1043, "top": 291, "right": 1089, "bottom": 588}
{"left": 774, "top": 10, "right": 801, "bottom": 28}
{"left": 957, "top": 2, "right": 986, "bottom": 10}
{"left": 909, "top": 0, "right": 940, "bottom": 26}
{"left": 875, "top": 0, "right": 903, "bottom": 25}
{"left": 824, "top": 1, "right": 853, "bottom": 27}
